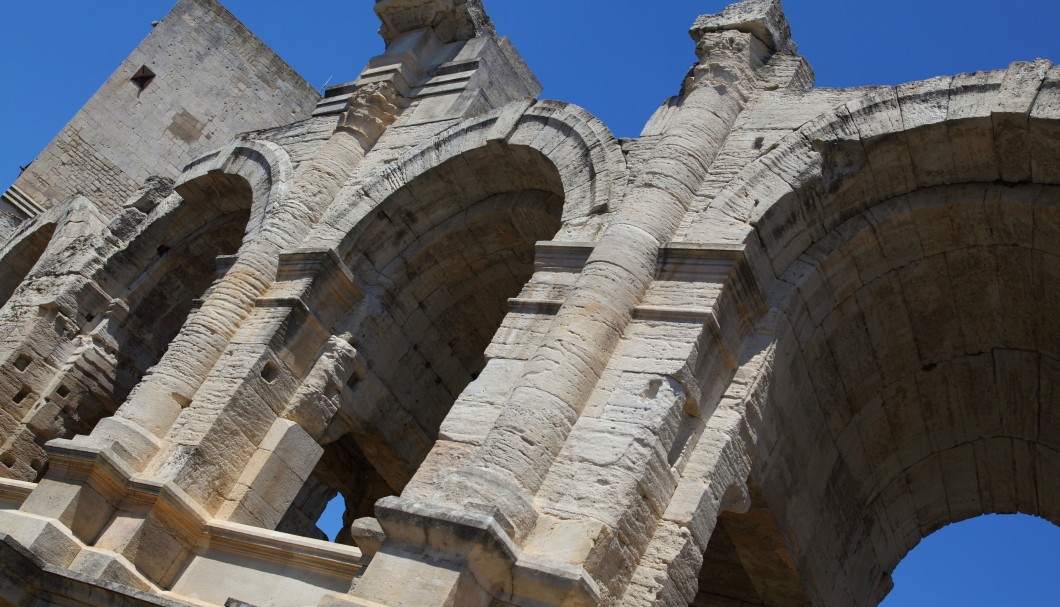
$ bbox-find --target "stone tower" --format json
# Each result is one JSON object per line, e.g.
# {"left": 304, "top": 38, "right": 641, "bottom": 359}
{"left": 1, "top": 0, "right": 1058, "bottom": 606}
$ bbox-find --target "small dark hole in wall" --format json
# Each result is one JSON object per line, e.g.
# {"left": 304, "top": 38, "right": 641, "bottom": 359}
{"left": 0, "top": 452, "right": 14, "bottom": 467}
{"left": 13, "top": 386, "right": 32, "bottom": 404}
{"left": 85, "top": 314, "right": 95, "bottom": 323}
{"left": 260, "top": 362, "right": 279, "bottom": 384}
{"left": 56, "top": 385, "right": 71, "bottom": 398}
{"left": 14, "top": 355, "right": 31, "bottom": 372}
{"left": 922, "top": 362, "right": 938, "bottom": 372}
{"left": 324, "top": 383, "right": 339, "bottom": 399}
{"left": 156, "top": 245, "right": 170, "bottom": 257}
{"left": 131, "top": 65, "right": 155, "bottom": 90}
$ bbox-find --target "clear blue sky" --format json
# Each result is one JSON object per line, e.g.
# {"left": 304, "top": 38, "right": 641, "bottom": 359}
{"left": 3, "top": 1, "right": 1060, "bottom": 604}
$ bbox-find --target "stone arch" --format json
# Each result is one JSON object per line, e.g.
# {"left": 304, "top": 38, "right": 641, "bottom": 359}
{"left": 172, "top": 139, "right": 293, "bottom": 244}
{"left": 0, "top": 222, "right": 55, "bottom": 309}
{"left": 95, "top": 139, "right": 293, "bottom": 304}
{"left": 670, "top": 63, "right": 1060, "bottom": 607}
{"left": 698, "top": 62, "right": 1060, "bottom": 282}
{"left": 75, "top": 142, "right": 293, "bottom": 428}
{"left": 0, "top": 198, "right": 110, "bottom": 478}
{"left": 0, "top": 142, "right": 289, "bottom": 481}
{"left": 281, "top": 101, "right": 626, "bottom": 541}
{"left": 748, "top": 182, "right": 1060, "bottom": 606}
{"left": 0, "top": 199, "right": 101, "bottom": 309}
{"left": 307, "top": 98, "right": 627, "bottom": 256}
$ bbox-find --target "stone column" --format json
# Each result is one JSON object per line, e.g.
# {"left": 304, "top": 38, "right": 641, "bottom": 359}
{"left": 346, "top": 1, "right": 798, "bottom": 606}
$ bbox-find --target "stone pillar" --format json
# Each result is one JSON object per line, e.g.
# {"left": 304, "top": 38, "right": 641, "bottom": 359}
{"left": 439, "top": 0, "right": 784, "bottom": 533}
{"left": 142, "top": 249, "right": 363, "bottom": 524}
{"left": 343, "top": 2, "right": 798, "bottom": 605}
{"left": 87, "top": 123, "right": 376, "bottom": 473}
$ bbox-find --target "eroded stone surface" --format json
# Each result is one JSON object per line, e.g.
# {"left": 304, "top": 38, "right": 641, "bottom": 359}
{"left": 0, "top": 1, "right": 1057, "bottom": 607}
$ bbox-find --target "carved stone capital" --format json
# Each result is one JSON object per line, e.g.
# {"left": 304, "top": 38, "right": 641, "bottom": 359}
{"left": 690, "top": 0, "right": 795, "bottom": 54}
{"left": 375, "top": 0, "right": 495, "bottom": 45}
{"left": 337, "top": 82, "right": 407, "bottom": 146}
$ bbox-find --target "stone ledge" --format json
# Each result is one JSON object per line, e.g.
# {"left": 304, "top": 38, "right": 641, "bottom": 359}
{"left": 373, "top": 496, "right": 602, "bottom": 607}
{"left": 12, "top": 438, "right": 366, "bottom": 604}
{"left": 0, "top": 477, "right": 35, "bottom": 509}
{"left": 0, "top": 184, "right": 45, "bottom": 220}
{"left": 203, "top": 519, "right": 363, "bottom": 578}
{"left": 0, "top": 533, "right": 191, "bottom": 607}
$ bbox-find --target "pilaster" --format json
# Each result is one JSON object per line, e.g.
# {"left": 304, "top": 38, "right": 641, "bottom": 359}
{"left": 342, "top": 2, "right": 797, "bottom": 605}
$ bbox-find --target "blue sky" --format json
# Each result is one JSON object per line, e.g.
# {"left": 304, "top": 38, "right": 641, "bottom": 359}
{"left": 881, "top": 514, "right": 1060, "bottom": 606}
{"left": 3, "top": 1, "right": 1060, "bottom": 604}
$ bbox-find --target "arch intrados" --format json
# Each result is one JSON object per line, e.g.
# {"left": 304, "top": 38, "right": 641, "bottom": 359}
{"left": 702, "top": 67, "right": 1060, "bottom": 284}
{"left": 0, "top": 217, "right": 56, "bottom": 266}
{"left": 761, "top": 184, "right": 1060, "bottom": 441}
{"left": 334, "top": 190, "right": 562, "bottom": 344}
{"left": 175, "top": 140, "right": 293, "bottom": 238}
{"left": 321, "top": 187, "right": 566, "bottom": 498}
{"left": 766, "top": 183, "right": 1060, "bottom": 360}
{"left": 386, "top": 235, "right": 551, "bottom": 329}
{"left": 118, "top": 210, "right": 250, "bottom": 303}
{"left": 358, "top": 193, "right": 561, "bottom": 377}
{"left": 766, "top": 182, "right": 1059, "bottom": 292}
{"left": 104, "top": 140, "right": 291, "bottom": 293}
{"left": 96, "top": 174, "right": 258, "bottom": 295}
{"left": 753, "top": 371, "right": 1060, "bottom": 604}
{"left": 338, "top": 147, "right": 565, "bottom": 270}
{"left": 371, "top": 190, "right": 562, "bottom": 283}
{"left": 746, "top": 183, "right": 1060, "bottom": 604}
{"left": 314, "top": 99, "right": 626, "bottom": 266}
{"left": 871, "top": 437, "right": 1060, "bottom": 533}
{"left": 0, "top": 197, "right": 106, "bottom": 308}
{"left": 0, "top": 220, "right": 57, "bottom": 307}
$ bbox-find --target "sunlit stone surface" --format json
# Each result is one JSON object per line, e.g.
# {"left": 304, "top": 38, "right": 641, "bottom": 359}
{"left": 1, "top": 1, "right": 1058, "bottom": 606}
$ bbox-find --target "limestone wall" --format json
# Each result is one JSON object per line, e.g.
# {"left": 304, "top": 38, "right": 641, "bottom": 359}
{"left": 1, "top": 1, "right": 1059, "bottom": 607}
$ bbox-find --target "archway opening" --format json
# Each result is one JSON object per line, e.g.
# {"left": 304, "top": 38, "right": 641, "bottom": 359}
{"left": 0, "top": 177, "right": 253, "bottom": 481}
{"left": 280, "top": 145, "right": 566, "bottom": 542}
{"left": 60, "top": 208, "right": 252, "bottom": 435}
{"left": 735, "top": 183, "right": 1060, "bottom": 606}
{"left": 880, "top": 514, "right": 1060, "bottom": 606}
{"left": 278, "top": 434, "right": 393, "bottom": 544}
{"left": 0, "top": 221, "right": 55, "bottom": 307}
{"left": 694, "top": 483, "right": 812, "bottom": 606}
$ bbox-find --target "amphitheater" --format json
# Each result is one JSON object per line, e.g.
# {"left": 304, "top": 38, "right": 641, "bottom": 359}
{"left": 1, "top": 0, "right": 1058, "bottom": 605}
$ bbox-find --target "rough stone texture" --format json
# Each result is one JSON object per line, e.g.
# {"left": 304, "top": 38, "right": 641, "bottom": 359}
{"left": 0, "top": 1, "right": 1058, "bottom": 606}
{"left": 0, "top": 213, "right": 21, "bottom": 245}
